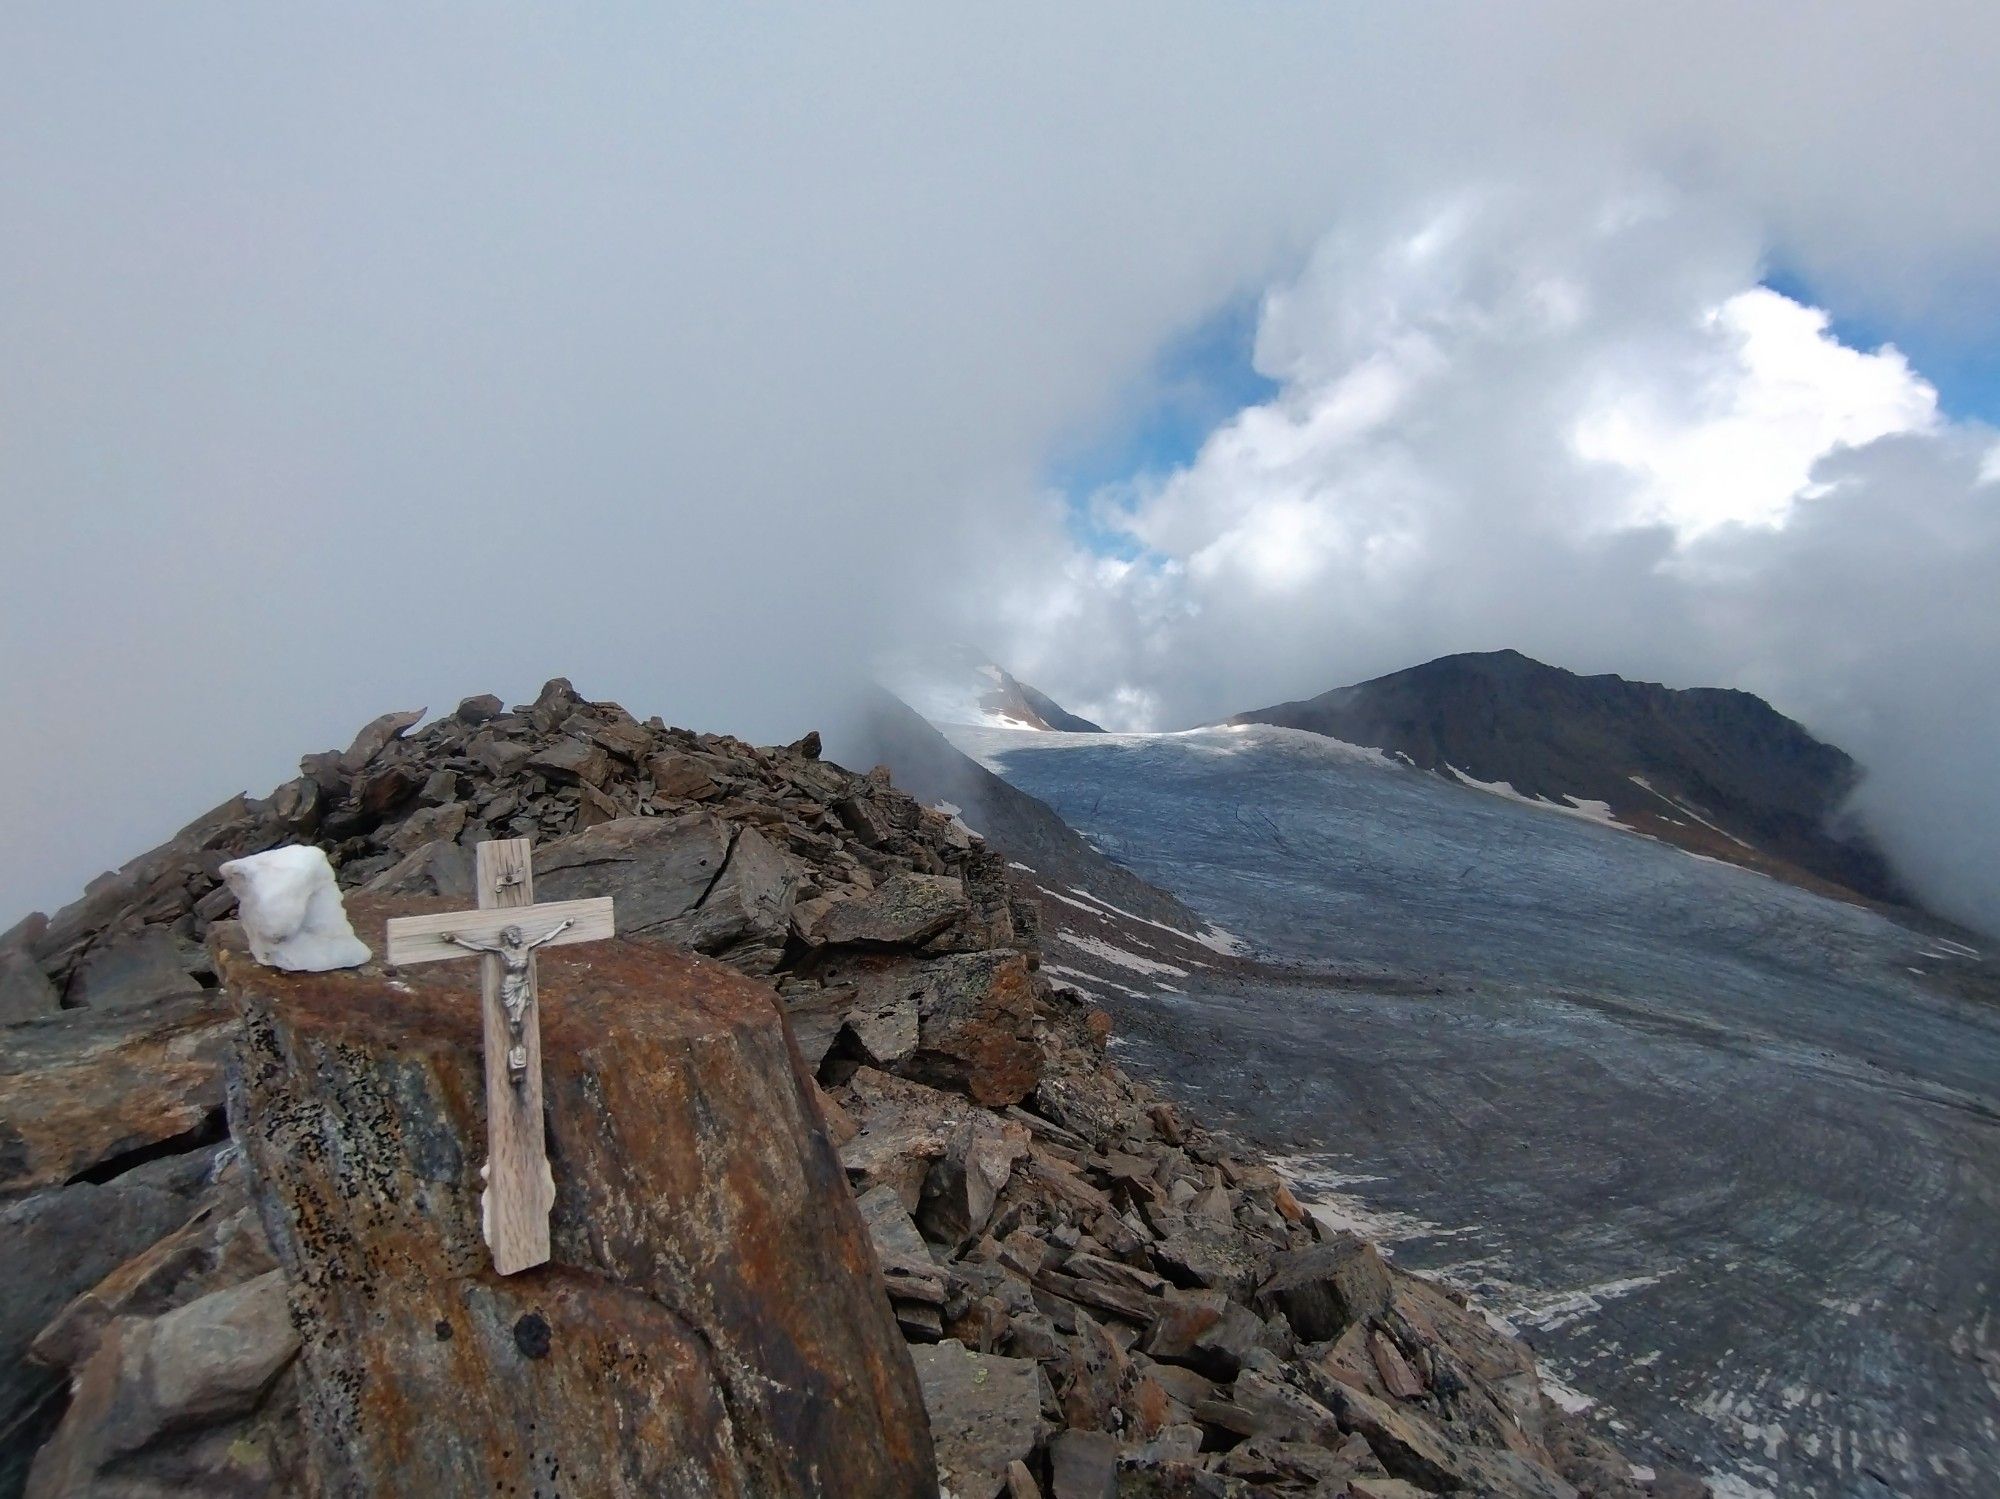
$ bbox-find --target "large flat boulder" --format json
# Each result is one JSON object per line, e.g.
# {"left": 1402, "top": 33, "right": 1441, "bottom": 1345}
{"left": 908, "top": 1340, "right": 1041, "bottom": 1499}
{"left": 536, "top": 812, "right": 798, "bottom": 973}
{"left": 0, "top": 994, "right": 233, "bottom": 1195}
{"left": 799, "top": 873, "right": 971, "bottom": 948}
{"left": 218, "top": 898, "right": 933, "bottom": 1498}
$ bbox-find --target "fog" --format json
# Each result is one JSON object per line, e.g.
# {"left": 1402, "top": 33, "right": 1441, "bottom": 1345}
{"left": 4, "top": 5, "right": 1997, "bottom": 932}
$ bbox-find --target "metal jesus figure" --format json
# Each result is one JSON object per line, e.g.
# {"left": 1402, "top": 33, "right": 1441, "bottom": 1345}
{"left": 384, "top": 839, "right": 616, "bottom": 1275}
{"left": 438, "top": 918, "right": 575, "bottom": 1084}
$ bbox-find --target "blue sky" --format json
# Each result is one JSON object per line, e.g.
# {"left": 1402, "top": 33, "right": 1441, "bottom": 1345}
{"left": 1045, "top": 294, "right": 1278, "bottom": 555}
{"left": 1761, "top": 269, "right": 2000, "bottom": 426}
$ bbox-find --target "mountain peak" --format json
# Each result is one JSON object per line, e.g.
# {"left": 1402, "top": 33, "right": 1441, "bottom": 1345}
{"left": 885, "top": 648, "right": 1103, "bottom": 734}
{"left": 1236, "top": 650, "right": 1904, "bottom": 906}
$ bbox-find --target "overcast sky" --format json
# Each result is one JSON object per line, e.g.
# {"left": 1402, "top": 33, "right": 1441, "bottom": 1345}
{"left": 4, "top": 4, "right": 1998, "bottom": 932}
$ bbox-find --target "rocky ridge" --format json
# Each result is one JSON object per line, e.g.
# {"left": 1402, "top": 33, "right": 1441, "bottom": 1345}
{"left": 1, "top": 680, "right": 1678, "bottom": 1497}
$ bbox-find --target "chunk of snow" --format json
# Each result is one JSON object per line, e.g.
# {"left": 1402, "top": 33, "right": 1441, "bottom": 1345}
{"left": 220, "top": 845, "right": 371, "bottom": 971}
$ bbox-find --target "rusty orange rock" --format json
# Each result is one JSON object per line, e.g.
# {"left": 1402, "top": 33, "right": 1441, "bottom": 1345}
{"left": 221, "top": 898, "right": 934, "bottom": 1499}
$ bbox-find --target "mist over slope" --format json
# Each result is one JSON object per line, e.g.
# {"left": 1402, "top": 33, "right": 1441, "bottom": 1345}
{"left": 830, "top": 689, "right": 1179, "bottom": 929}
{"left": 883, "top": 649, "right": 1106, "bottom": 735}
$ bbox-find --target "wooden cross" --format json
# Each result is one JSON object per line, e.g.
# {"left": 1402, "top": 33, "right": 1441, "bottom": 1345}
{"left": 383, "top": 839, "right": 615, "bottom": 1274}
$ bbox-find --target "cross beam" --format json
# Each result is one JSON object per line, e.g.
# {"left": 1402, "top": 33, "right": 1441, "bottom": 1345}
{"left": 385, "top": 839, "right": 615, "bottom": 1274}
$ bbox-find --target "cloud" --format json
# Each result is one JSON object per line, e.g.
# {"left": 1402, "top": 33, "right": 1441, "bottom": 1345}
{"left": 2, "top": 4, "right": 1998, "bottom": 924}
{"left": 988, "top": 183, "right": 2000, "bottom": 932}
{"left": 1576, "top": 288, "right": 1938, "bottom": 535}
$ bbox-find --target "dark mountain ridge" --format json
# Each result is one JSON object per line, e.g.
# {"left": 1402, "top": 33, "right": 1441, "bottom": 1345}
{"left": 1235, "top": 648, "right": 1906, "bottom": 906}
{"left": 1006, "top": 673, "right": 1104, "bottom": 733}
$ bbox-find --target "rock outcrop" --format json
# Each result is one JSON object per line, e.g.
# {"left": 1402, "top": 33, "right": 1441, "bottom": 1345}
{"left": 2, "top": 682, "right": 1677, "bottom": 1498}
{"left": 210, "top": 900, "right": 933, "bottom": 1499}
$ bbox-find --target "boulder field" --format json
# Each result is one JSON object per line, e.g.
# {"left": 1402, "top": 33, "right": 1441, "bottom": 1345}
{"left": 0, "top": 681, "right": 1680, "bottom": 1497}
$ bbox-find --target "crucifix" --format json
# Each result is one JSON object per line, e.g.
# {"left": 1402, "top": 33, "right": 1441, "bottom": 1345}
{"left": 383, "top": 839, "right": 615, "bottom": 1274}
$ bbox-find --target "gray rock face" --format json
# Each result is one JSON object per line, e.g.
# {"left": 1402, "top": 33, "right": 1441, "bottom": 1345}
{"left": 338, "top": 707, "right": 425, "bottom": 775}
{"left": 382, "top": 800, "right": 467, "bottom": 853}
{"left": 1255, "top": 1236, "right": 1393, "bottom": 1343}
{"left": 915, "top": 1115, "right": 1027, "bottom": 1251}
{"left": 148, "top": 1271, "right": 299, "bottom": 1427}
{"left": 646, "top": 750, "right": 720, "bottom": 800}
{"left": 909, "top": 1340, "right": 1042, "bottom": 1499}
{"left": 1143, "top": 1289, "right": 1271, "bottom": 1382}
{"left": 358, "top": 836, "right": 474, "bottom": 899}
{"left": 0, "top": 952, "right": 58, "bottom": 1027}
{"left": 65, "top": 929, "right": 205, "bottom": 1011}
{"left": 536, "top": 812, "right": 797, "bottom": 972}
{"left": 858, "top": 1183, "right": 939, "bottom": 1282}
{"left": 27, "top": 1269, "right": 301, "bottom": 1499}
{"left": 0, "top": 994, "right": 234, "bottom": 1198}
{"left": 838, "top": 952, "right": 1041, "bottom": 1106}
{"left": 525, "top": 736, "right": 611, "bottom": 787}
{"left": 1049, "top": 1428, "right": 1120, "bottom": 1498}
{"left": 802, "top": 872, "right": 971, "bottom": 947}
{"left": 30, "top": 1167, "right": 276, "bottom": 1378}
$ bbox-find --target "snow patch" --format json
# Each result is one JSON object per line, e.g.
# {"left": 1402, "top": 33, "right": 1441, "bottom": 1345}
{"left": 1448, "top": 765, "right": 1622, "bottom": 827}
{"left": 1705, "top": 1473, "right": 1777, "bottom": 1499}
{"left": 1042, "top": 961, "right": 1151, "bottom": 1002}
{"left": 1269, "top": 1154, "right": 1468, "bottom": 1249}
{"left": 929, "top": 800, "right": 982, "bottom": 839}
{"left": 1062, "top": 885, "right": 1246, "bottom": 956}
{"left": 891, "top": 658, "right": 1051, "bottom": 733}
{"left": 1541, "top": 1371, "right": 1597, "bottom": 1414}
{"left": 1053, "top": 930, "right": 1190, "bottom": 978}
{"left": 220, "top": 845, "right": 371, "bottom": 972}
{"left": 1508, "top": 1274, "right": 1665, "bottom": 1332}
{"left": 1629, "top": 775, "right": 1755, "bottom": 848}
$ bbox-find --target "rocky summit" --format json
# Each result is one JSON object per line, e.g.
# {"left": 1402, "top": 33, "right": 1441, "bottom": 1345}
{"left": 2, "top": 680, "right": 1674, "bottom": 1497}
